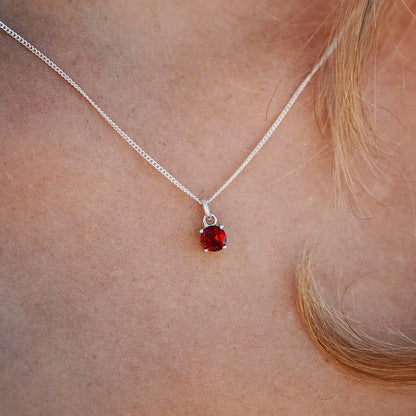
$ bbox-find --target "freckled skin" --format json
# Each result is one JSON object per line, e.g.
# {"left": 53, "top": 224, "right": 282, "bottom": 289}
{"left": 1, "top": 1, "right": 416, "bottom": 415}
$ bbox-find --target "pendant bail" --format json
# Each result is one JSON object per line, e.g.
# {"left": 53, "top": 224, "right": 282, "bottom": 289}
{"left": 202, "top": 200, "right": 211, "bottom": 219}
{"left": 202, "top": 200, "right": 218, "bottom": 227}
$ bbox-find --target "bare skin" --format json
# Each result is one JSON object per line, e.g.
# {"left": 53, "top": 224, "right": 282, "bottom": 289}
{"left": 1, "top": 1, "right": 415, "bottom": 414}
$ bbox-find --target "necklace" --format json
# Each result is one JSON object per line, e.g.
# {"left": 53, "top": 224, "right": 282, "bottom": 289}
{"left": 0, "top": 20, "right": 337, "bottom": 252}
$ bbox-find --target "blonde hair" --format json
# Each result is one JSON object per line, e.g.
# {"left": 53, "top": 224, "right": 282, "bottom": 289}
{"left": 297, "top": 248, "right": 416, "bottom": 384}
{"left": 319, "top": 0, "right": 389, "bottom": 217}
{"left": 296, "top": 0, "right": 416, "bottom": 385}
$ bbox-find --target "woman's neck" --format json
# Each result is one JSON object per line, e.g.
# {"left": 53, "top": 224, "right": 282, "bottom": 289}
{"left": 4, "top": 0, "right": 335, "bottom": 56}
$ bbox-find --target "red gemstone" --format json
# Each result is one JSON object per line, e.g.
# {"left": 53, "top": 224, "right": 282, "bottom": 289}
{"left": 200, "top": 225, "right": 227, "bottom": 252}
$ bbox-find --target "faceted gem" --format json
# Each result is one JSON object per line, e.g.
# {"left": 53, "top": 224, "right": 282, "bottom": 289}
{"left": 200, "top": 225, "right": 227, "bottom": 252}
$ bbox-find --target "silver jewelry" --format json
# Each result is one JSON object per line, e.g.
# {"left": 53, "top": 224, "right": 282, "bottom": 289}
{"left": 0, "top": 20, "right": 337, "bottom": 252}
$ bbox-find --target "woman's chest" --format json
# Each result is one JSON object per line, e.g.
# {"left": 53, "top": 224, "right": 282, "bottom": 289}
{"left": 2, "top": 112, "right": 416, "bottom": 415}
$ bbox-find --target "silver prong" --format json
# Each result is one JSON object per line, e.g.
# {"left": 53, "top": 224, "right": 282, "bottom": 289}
{"left": 223, "top": 245, "right": 227, "bottom": 249}
{"left": 204, "top": 248, "right": 208, "bottom": 252}
{"left": 200, "top": 228, "right": 204, "bottom": 234}
{"left": 220, "top": 224, "right": 224, "bottom": 229}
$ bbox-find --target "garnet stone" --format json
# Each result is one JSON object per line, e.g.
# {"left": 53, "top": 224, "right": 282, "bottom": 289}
{"left": 200, "top": 225, "right": 227, "bottom": 252}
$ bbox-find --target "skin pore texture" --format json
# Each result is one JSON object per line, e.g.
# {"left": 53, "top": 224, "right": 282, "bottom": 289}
{"left": 1, "top": 0, "right": 416, "bottom": 414}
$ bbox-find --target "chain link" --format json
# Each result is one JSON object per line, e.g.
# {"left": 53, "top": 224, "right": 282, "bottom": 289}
{"left": 0, "top": 20, "right": 337, "bottom": 206}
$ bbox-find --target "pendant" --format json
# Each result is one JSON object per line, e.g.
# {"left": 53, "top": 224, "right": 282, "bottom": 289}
{"left": 200, "top": 201, "right": 227, "bottom": 252}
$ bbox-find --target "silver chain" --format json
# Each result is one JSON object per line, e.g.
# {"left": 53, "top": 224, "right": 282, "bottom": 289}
{"left": 0, "top": 20, "right": 337, "bottom": 206}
